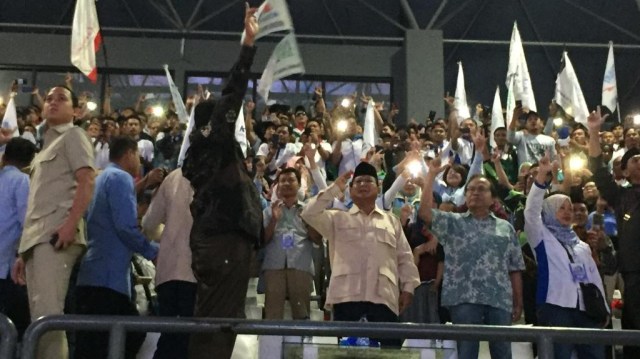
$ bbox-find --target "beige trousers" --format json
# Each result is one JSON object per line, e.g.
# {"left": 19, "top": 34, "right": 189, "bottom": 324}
{"left": 24, "top": 243, "right": 83, "bottom": 359}
{"left": 264, "top": 269, "right": 312, "bottom": 320}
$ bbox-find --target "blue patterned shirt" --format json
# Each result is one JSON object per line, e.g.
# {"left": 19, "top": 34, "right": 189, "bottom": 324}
{"left": 430, "top": 210, "right": 525, "bottom": 312}
{"left": 0, "top": 165, "right": 29, "bottom": 278}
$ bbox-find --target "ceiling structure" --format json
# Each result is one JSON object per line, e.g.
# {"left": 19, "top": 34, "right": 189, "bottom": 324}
{"left": 2, "top": 0, "right": 640, "bottom": 114}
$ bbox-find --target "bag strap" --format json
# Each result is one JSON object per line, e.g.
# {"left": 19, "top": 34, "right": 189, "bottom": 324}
{"left": 559, "top": 242, "right": 575, "bottom": 263}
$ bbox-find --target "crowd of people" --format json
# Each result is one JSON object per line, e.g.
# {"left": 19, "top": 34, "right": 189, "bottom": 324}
{"left": 1, "top": 5, "right": 640, "bottom": 359}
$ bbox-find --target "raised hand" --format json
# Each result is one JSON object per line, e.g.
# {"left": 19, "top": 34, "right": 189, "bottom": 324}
{"left": 242, "top": 3, "right": 259, "bottom": 47}
{"left": 271, "top": 199, "right": 283, "bottom": 222}
{"left": 334, "top": 170, "right": 353, "bottom": 193}
{"left": 472, "top": 127, "right": 487, "bottom": 153}
{"left": 587, "top": 105, "right": 609, "bottom": 134}
{"left": 491, "top": 149, "right": 502, "bottom": 164}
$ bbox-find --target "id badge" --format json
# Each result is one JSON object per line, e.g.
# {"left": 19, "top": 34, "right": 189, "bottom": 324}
{"left": 281, "top": 232, "right": 295, "bottom": 249}
{"left": 569, "top": 262, "right": 588, "bottom": 283}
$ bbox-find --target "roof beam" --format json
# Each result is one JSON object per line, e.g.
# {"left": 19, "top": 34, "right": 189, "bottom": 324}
{"left": 147, "top": 0, "right": 182, "bottom": 29}
{"left": 354, "top": 0, "right": 408, "bottom": 32}
{"left": 321, "top": 0, "right": 346, "bottom": 43}
{"left": 165, "top": 0, "right": 185, "bottom": 29}
{"left": 426, "top": 0, "right": 448, "bottom": 30}
{"left": 561, "top": 0, "right": 640, "bottom": 42}
{"left": 185, "top": 0, "right": 205, "bottom": 29}
{"left": 118, "top": 0, "right": 144, "bottom": 30}
{"left": 399, "top": 0, "right": 419, "bottom": 29}
{"left": 189, "top": 0, "right": 242, "bottom": 30}
{"left": 444, "top": 0, "right": 488, "bottom": 66}
{"left": 432, "top": 0, "right": 474, "bottom": 29}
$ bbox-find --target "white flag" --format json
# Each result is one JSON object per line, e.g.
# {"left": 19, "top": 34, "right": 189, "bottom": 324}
{"left": 454, "top": 62, "right": 471, "bottom": 120}
{"left": 506, "top": 22, "right": 537, "bottom": 111}
{"left": 177, "top": 105, "right": 196, "bottom": 168}
{"left": 257, "top": 32, "right": 305, "bottom": 101}
{"left": 505, "top": 75, "right": 516, "bottom": 129}
{"left": 362, "top": 99, "right": 378, "bottom": 155}
{"left": 490, "top": 86, "right": 505, "bottom": 148}
{"left": 554, "top": 51, "right": 589, "bottom": 125}
{"left": 163, "top": 65, "right": 189, "bottom": 124}
{"left": 1, "top": 96, "right": 20, "bottom": 137}
{"left": 235, "top": 102, "right": 248, "bottom": 158}
{"left": 241, "top": 0, "right": 294, "bottom": 44}
{"left": 602, "top": 41, "right": 617, "bottom": 114}
{"left": 71, "top": 0, "right": 101, "bottom": 83}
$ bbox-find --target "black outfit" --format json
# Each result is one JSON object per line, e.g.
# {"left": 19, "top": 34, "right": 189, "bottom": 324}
{"left": 333, "top": 302, "right": 402, "bottom": 348}
{"left": 0, "top": 278, "right": 30, "bottom": 339}
{"left": 182, "top": 45, "right": 262, "bottom": 359}
{"left": 75, "top": 286, "right": 145, "bottom": 359}
{"left": 153, "top": 281, "right": 197, "bottom": 359}
{"left": 590, "top": 155, "right": 640, "bottom": 357}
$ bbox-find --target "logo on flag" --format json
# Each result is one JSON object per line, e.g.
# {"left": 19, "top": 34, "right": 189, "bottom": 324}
{"left": 506, "top": 22, "right": 536, "bottom": 111}
{"left": 602, "top": 42, "right": 617, "bottom": 113}
{"left": 71, "top": 0, "right": 101, "bottom": 83}
{"left": 241, "top": 0, "right": 293, "bottom": 43}
{"left": 555, "top": 52, "right": 589, "bottom": 125}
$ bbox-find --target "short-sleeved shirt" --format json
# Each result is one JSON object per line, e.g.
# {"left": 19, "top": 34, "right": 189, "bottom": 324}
{"left": 430, "top": 210, "right": 525, "bottom": 312}
{"left": 19, "top": 123, "right": 95, "bottom": 253}
{"left": 262, "top": 201, "right": 314, "bottom": 275}
{"left": 507, "top": 130, "right": 556, "bottom": 167}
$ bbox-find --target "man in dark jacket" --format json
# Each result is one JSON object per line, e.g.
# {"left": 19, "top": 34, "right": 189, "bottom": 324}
{"left": 181, "top": 4, "right": 261, "bottom": 359}
{"left": 588, "top": 107, "right": 640, "bottom": 357}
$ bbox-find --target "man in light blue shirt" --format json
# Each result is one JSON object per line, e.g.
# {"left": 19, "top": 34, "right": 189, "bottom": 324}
{"left": 75, "top": 136, "right": 158, "bottom": 359}
{"left": 1, "top": 138, "right": 36, "bottom": 337}
{"left": 262, "top": 167, "right": 322, "bottom": 319}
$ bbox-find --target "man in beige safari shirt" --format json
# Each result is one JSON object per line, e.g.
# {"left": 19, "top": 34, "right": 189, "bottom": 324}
{"left": 12, "top": 85, "right": 95, "bottom": 359}
{"left": 301, "top": 161, "right": 420, "bottom": 348}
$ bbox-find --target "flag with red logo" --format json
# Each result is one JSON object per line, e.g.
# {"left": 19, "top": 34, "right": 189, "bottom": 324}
{"left": 71, "top": 0, "right": 101, "bottom": 83}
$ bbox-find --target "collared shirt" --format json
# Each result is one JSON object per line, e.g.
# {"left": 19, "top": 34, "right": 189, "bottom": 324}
{"left": 268, "top": 142, "right": 299, "bottom": 173}
{"left": 77, "top": 163, "right": 158, "bottom": 297}
{"left": 430, "top": 209, "right": 525, "bottom": 312}
{"left": 19, "top": 123, "right": 95, "bottom": 254}
{"left": 0, "top": 165, "right": 29, "bottom": 278}
{"left": 141, "top": 168, "right": 196, "bottom": 286}
{"left": 524, "top": 184, "right": 608, "bottom": 311}
{"left": 301, "top": 184, "right": 420, "bottom": 315}
{"left": 333, "top": 138, "right": 364, "bottom": 176}
{"left": 262, "top": 201, "right": 314, "bottom": 274}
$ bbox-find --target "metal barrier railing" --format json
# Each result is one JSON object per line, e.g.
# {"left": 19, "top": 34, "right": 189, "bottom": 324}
{"left": 21, "top": 315, "right": 640, "bottom": 359}
{"left": 0, "top": 313, "right": 17, "bottom": 359}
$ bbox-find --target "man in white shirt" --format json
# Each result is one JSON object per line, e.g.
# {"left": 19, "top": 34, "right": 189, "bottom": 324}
{"left": 127, "top": 115, "right": 154, "bottom": 168}
{"left": 331, "top": 116, "right": 365, "bottom": 176}
{"left": 507, "top": 107, "right": 557, "bottom": 167}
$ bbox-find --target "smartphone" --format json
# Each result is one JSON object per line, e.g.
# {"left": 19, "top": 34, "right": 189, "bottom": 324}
{"left": 428, "top": 111, "right": 436, "bottom": 121}
{"left": 16, "top": 78, "right": 27, "bottom": 86}
{"left": 515, "top": 100, "right": 522, "bottom": 107}
{"left": 593, "top": 214, "right": 604, "bottom": 230}
{"left": 49, "top": 233, "right": 59, "bottom": 247}
{"left": 271, "top": 134, "right": 280, "bottom": 146}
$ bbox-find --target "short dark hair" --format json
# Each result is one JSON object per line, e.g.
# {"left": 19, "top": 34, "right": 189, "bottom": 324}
{"left": 306, "top": 118, "right": 322, "bottom": 128}
{"left": 278, "top": 167, "right": 301, "bottom": 185}
{"left": 443, "top": 164, "right": 469, "bottom": 187}
{"left": 382, "top": 122, "right": 396, "bottom": 132}
{"left": 109, "top": 136, "right": 138, "bottom": 161}
{"left": 126, "top": 115, "right": 142, "bottom": 125}
{"left": 3, "top": 137, "right": 37, "bottom": 168}
{"left": 464, "top": 174, "right": 498, "bottom": 197}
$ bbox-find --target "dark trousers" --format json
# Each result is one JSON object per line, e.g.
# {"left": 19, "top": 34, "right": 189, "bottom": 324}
{"left": 332, "top": 301, "right": 401, "bottom": 348}
{"left": 153, "top": 280, "right": 197, "bottom": 359}
{"left": 75, "top": 286, "right": 146, "bottom": 359}
{"left": 0, "top": 278, "right": 30, "bottom": 339}
{"left": 622, "top": 272, "right": 640, "bottom": 358}
{"left": 537, "top": 303, "right": 604, "bottom": 359}
{"left": 188, "top": 233, "right": 253, "bottom": 359}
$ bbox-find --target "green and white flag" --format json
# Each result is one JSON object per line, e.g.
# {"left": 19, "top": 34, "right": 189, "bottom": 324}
{"left": 555, "top": 51, "right": 589, "bottom": 125}
{"left": 241, "top": 0, "right": 293, "bottom": 43}
{"left": 490, "top": 86, "right": 504, "bottom": 148}
{"left": 257, "top": 32, "right": 305, "bottom": 101}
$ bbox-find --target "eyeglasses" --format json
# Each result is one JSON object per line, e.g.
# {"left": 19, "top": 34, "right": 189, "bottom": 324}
{"left": 466, "top": 186, "right": 490, "bottom": 193}
{"left": 353, "top": 176, "right": 377, "bottom": 186}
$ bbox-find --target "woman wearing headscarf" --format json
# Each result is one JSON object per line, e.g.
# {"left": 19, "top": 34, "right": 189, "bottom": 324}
{"left": 524, "top": 154, "right": 609, "bottom": 359}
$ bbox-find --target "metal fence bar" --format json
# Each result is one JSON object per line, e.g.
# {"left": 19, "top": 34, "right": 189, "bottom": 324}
{"left": 21, "top": 315, "right": 640, "bottom": 359}
{"left": 0, "top": 314, "right": 17, "bottom": 359}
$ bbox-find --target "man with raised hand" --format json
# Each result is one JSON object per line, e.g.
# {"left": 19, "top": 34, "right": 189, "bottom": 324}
{"left": 587, "top": 106, "right": 640, "bottom": 358}
{"left": 301, "top": 161, "right": 419, "bottom": 348}
{"left": 181, "top": 4, "right": 261, "bottom": 359}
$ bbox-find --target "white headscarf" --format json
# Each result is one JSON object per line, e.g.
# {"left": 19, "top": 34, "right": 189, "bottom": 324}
{"left": 542, "top": 194, "right": 579, "bottom": 246}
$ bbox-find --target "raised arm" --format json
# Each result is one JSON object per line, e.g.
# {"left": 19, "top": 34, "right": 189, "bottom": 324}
{"left": 300, "top": 171, "right": 351, "bottom": 238}
{"left": 418, "top": 157, "right": 446, "bottom": 226}
{"left": 524, "top": 153, "right": 553, "bottom": 248}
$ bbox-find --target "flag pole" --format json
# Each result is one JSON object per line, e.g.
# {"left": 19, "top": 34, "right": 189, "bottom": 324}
{"left": 93, "top": 0, "right": 110, "bottom": 87}
{"left": 617, "top": 101, "right": 622, "bottom": 123}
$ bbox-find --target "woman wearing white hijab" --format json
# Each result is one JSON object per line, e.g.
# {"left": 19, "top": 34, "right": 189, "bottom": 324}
{"left": 524, "top": 154, "right": 609, "bottom": 359}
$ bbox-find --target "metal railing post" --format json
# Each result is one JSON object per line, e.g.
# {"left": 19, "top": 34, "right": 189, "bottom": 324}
{"left": 537, "top": 335, "right": 555, "bottom": 359}
{"left": 108, "top": 324, "right": 126, "bottom": 359}
{"left": 0, "top": 314, "right": 17, "bottom": 359}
